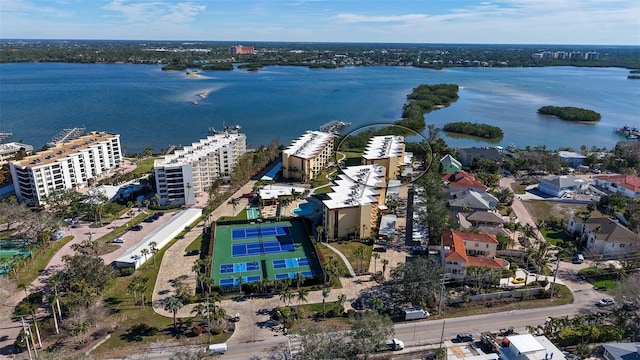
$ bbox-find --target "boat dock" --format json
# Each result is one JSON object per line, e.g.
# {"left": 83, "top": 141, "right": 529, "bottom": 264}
{"left": 50, "top": 127, "right": 86, "bottom": 145}
{"left": 319, "top": 120, "right": 351, "bottom": 134}
{"left": 615, "top": 125, "right": 640, "bottom": 140}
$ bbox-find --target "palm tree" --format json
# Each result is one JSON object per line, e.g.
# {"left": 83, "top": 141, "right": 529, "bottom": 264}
{"left": 279, "top": 289, "right": 293, "bottom": 307}
{"left": 163, "top": 295, "right": 184, "bottom": 332}
{"left": 296, "top": 289, "right": 309, "bottom": 312}
{"left": 372, "top": 252, "right": 380, "bottom": 273}
{"left": 381, "top": 259, "right": 389, "bottom": 280}
{"left": 149, "top": 241, "right": 158, "bottom": 268}
{"left": 321, "top": 288, "right": 331, "bottom": 316}
{"left": 337, "top": 294, "right": 347, "bottom": 314}
{"left": 294, "top": 272, "right": 305, "bottom": 290}
{"left": 315, "top": 225, "right": 324, "bottom": 242}
{"left": 370, "top": 296, "right": 383, "bottom": 312}
{"left": 140, "top": 248, "right": 150, "bottom": 263}
{"left": 353, "top": 246, "right": 365, "bottom": 274}
{"left": 191, "top": 303, "right": 207, "bottom": 320}
{"left": 228, "top": 198, "right": 240, "bottom": 216}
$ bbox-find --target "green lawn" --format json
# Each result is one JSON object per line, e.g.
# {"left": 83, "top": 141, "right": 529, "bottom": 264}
{"left": 313, "top": 185, "right": 333, "bottom": 194}
{"left": 131, "top": 157, "right": 158, "bottom": 176}
{"left": 331, "top": 241, "right": 372, "bottom": 274}
{"left": 540, "top": 229, "right": 572, "bottom": 246}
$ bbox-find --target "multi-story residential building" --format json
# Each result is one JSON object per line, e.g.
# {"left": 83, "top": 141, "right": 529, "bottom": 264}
{"left": 154, "top": 130, "right": 246, "bottom": 206}
{"left": 9, "top": 131, "right": 122, "bottom": 206}
{"left": 361, "top": 135, "right": 405, "bottom": 180}
{"left": 282, "top": 131, "right": 334, "bottom": 182}
{"left": 594, "top": 174, "right": 640, "bottom": 199}
{"left": 567, "top": 217, "right": 640, "bottom": 258}
{"left": 0, "top": 142, "right": 34, "bottom": 165}
{"left": 323, "top": 165, "right": 387, "bottom": 240}
{"left": 229, "top": 45, "right": 255, "bottom": 55}
{"left": 441, "top": 230, "right": 503, "bottom": 280}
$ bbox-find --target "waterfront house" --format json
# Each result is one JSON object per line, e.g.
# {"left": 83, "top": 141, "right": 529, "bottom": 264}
{"left": 282, "top": 131, "right": 334, "bottom": 182}
{"left": 567, "top": 217, "right": 640, "bottom": 258}
{"left": 440, "top": 154, "right": 462, "bottom": 174}
{"left": 594, "top": 174, "right": 640, "bottom": 199}
{"left": 558, "top": 150, "right": 587, "bottom": 167}
{"left": 466, "top": 211, "right": 506, "bottom": 227}
{"left": 457, "top": 147, "right": 502, "bottom": 167}
{"left": 538, "top": 175, "right": 588, "bottom": 197}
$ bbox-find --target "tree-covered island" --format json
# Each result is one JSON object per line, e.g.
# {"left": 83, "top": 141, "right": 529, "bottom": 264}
{"left": 537, "top": 106, "right": 601, "bottom": 122}
{"left": 443, "top": 122, "right": 504, "bottom": 140}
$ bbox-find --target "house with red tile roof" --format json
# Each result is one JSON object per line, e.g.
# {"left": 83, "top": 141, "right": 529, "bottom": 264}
{"left": 441, "top": 230, "right": 504, "bottom": 280}
{"left": 442, "top": 171, "right": 488, "bottom": 193}
{"left": 594, "top": 174, "right": 640, "bottom": 199}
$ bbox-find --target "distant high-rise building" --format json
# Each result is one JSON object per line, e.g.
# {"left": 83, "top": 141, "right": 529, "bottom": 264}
{"left": 229, "top": 45, "right": 255, "bottom": 55}
{"left": 10, "top": 131, "right": 122, "bottom": 206}
{"left": 154, "top": 129, "right": 246, "bottom": 206}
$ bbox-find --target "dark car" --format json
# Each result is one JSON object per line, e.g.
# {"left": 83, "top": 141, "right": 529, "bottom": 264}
{"left": 154, "top": 212, "right": 164, "bottom": 217}
{"left": 131, "top": 225, "right": 143, "bottom": 231}
{"left": 622, "top": 301, "right": 638, "bottom": 311}
{"left": 373, "top": 246, "right": 387, "bottom": 252}
{"left": 456, "top": 333, "right": 474, "bottom": 342}
{"left": 186, "top": 249, "right": 200, "bottom": 256}
{"left": 143, "top": 217, "right": 155, "bottom": 223}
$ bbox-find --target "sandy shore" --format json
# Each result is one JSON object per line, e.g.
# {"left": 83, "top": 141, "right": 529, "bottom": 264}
{"left": 186, "top": 71, "right": 207, "bottom": 79}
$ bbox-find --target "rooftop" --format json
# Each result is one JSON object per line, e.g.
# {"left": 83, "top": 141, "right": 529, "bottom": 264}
{"left": 13, "top": 131, "right": 119, "bottom": 168}
{"left": 282, "top": 131, "right": 334, "bottom": 160}
{"left": 362, "top": 135, "right": 404, "bottom": 160}
{"left": 323, "top": 165, "right": 385, "bottom": 210}
{"left": 0, "top": 142, "right": 34, "bottom": 155}
{"left": 541, "top": 174, "right": 587, "bottom": 188}
{"left": 595, "top": 174, "right": 640, "bottom": 192}
{"left": 155, "top": 132, "right": 245, "bottom": 167}
{"left": 584, "top": 217, "right": 640, "bottom": 244}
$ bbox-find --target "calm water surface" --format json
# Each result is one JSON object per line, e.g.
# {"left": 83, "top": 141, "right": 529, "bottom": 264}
{"left": 0, "top": 63, "right": 638, "bottom": 153}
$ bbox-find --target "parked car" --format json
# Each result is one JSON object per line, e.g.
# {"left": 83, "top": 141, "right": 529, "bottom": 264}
{"left": 456, "top": 333, "right": 474, "bottom": 342}
{"left": 112, "top": 237, "right": 126, "bottom": 244}
{"left": 242, "top": 193, "right": 257, "bottom": 198}
{"left": 512, "top": 277, "right": 525, "bottom": 284}
{"left": 411, "top": 246, "right": 427, "bottom": 255}
{"left": 572, "top": 254, "right": 584, "bottom": 264}
{"left": 596, "top": 297, "right": 615, "bottom": 307}
{"left": 623, "top": 301, "right": 638, "bottom": 311}
{"left": 373, "top": 246, "right": 387, "bottom": 252}
{"left": 143, "top": 217, "right": 155, "bottom": 223}
{"left": 131, "top": 225, "right": 143, "bottom": 231}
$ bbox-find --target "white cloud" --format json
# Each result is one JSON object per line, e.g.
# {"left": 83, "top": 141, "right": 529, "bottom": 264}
{"left": 334, "top": 13, "right": 427, "bottom": 24}
{"left": 102, "top": 0, "right": 206, "bottom": 24}
{"left": 1, "top": 0, "right": 71, "bottom": 17}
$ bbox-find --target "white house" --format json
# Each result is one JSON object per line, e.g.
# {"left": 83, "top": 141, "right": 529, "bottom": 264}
{"left": 567, "top": 217, "right": 640, "bottom": 258}
{"left": 538, "top": 175, "right": 588, "bottom": 197}
{"left": 602, "top": 342, "right": 640, "bottom": 360}
{"left": 500, "top": 334, "right": 565, "bottom": 360}
{"left": 594, "top": 175, "right": 640, "bottom": 199}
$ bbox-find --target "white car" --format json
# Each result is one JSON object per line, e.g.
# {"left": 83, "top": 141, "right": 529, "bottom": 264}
{"left": 596, "top": 297, "right": 615, "bottom": 307}
{"left": 112, "top": 237, "right": 126, "bottom": 244}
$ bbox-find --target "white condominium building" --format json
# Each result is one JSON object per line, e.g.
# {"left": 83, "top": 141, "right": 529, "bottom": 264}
{"left": 361, "top": 135, "right": 405, "bottom": 180}
{"left": 10, "top": 132, "right": 122, "bottom": 206}
{"left": 323, "top": 165, "right": 387, "bottom": 240}
{"left": 0, "top": 142, "right": 34, "bottom": 165}
{"left": 282, "top": 131, "right": 334, "bottom": 182}
{"left": 154, "top": 131, "right": 246, "bottom": 206}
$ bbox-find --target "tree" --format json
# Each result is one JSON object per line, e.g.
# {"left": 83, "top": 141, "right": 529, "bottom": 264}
{"left": 315, "top": 225, "right": 324, "bottom": 242}
{"left": 350, "top": 312, "right": 395, "bottom": 359}
{"left": 390, "top": 256, "right": 443, "bottom": 308}
{"left": 228, "top": 198, "right": 240, "bottom": 216}
{"left": 321, "top": 288, "right": 331, "bottom": 316}
{"left": 353, "top": 245, "right": 366, "bottom": 274}
{"left": 381, "top": 259, "right": 389, "bottom": 280}
{"left": 296, "top": 289, "right": 309, "bottom": 312}
{"left": 294, "top": 322, "right": 350, "bottom": 360}
{"left": 140, "top": 248, "right": 150, "bottom": 263}
{"left": 600, "top": 192, "right": 627, "bottom": 215}
{"left": 163, "top": 295, "right": 184, "bottom": 332}
{"left": 372, "top": 252, "right": 380, "bottom": 273}
{"left": 149, "top": 241, "right": 158, "bottom": 268}
{"left": 294, "top": 272, "right": 305, "bottom": 290}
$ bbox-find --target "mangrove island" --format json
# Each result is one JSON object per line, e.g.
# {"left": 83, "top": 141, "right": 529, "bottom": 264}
{"left": 537, "top": 106, "right": 601, "bottom": 122}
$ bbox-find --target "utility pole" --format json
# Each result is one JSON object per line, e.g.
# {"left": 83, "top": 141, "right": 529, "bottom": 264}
{"left": 21, "top": 317, "right": 32, "bottom": 360}
{"left": 549, "top": 258, "right": 561, "bottom": 300}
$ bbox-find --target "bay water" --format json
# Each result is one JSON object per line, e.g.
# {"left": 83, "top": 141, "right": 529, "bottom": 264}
{"left": 0, "top": 63, "right": 638, "bottom": 153}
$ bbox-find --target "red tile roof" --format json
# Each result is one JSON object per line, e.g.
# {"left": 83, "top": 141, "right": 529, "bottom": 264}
{"left": 595, "top": 174, "right": 640, "bottom": 192}
{"left": 442, "top": 230, "right": 499, "bottom": 264}
{"left": 467, "top": 257, "right": 504, "bottom": 269}
{"left": 443, "top": 171, "right": 488, "bottom": 191}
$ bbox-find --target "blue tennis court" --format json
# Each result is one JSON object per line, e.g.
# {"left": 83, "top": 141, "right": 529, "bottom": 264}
{"left": 272, "top": 257, "right": 309, "bottom": 269}
{"left": 275, "top": 271, "right": 313, "bottom": 280}
{"left": 220, "top": 261, "right": 260, "bottom": 274}
{"left": 231, "top": 225, "right": 290, "bottom": 240}
{"left": 232, "top": 239, "right": 295, "bottom": 257}
{"left": 219, "top": 275, "right": 262, "bottom": 288}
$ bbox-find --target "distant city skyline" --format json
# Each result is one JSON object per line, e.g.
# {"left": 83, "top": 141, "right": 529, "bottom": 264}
{"left": 1, "top": 0, "right": 639, "bottom": 45}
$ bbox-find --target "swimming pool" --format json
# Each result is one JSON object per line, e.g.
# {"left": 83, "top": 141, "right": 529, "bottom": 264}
{"left": 291, "top": 202, "right": 314, "bottom": 217}
{"left": 247, "top": 207, "right": 260, "bottom": 220}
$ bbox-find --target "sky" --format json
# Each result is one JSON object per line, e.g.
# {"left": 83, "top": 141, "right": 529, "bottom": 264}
{"left": 1, "top": 0, "right": 639, "bottom": 45}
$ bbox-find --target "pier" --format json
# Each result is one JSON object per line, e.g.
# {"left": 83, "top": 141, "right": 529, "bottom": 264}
{"left": 50, "top": 127, "right": 86, "bottom": 145}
